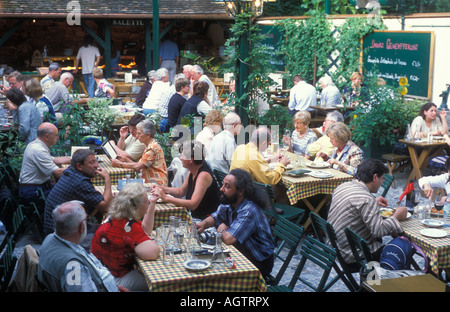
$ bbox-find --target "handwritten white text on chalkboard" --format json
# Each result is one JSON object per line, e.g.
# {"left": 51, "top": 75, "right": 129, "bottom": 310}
{"left": 366, "top": 56, "right": 407, "bottom": 66}
{"left": 370, "top": 39, "right": 419, "bottom": 51}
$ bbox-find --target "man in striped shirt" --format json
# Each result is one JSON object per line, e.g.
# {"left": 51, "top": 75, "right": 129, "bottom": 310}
{"left": 327, "top": 158, "right": 408, "bottom": 268}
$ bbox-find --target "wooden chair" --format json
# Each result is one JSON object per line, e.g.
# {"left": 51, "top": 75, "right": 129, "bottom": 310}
{"left": 309, "top": 212, "right": 360, "bottom": 292}
{"left": 382, "top": 154, "right": 410, "bottom": 187}
{"left": 265, "top": 216, "right": 304, "bottom": 286}
{"left": 114, "top": 85, "right": 132, "bottom": 101}
{"left": 268, "top": 235, "right": 337, "bottom": 292}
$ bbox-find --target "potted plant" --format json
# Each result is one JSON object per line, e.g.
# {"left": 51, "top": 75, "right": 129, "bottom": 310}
{"left": 348, "top": 76, "right": 422, "bottom": 160}
{"left": 84, "top": 98, "right": 118, "bottom": 142}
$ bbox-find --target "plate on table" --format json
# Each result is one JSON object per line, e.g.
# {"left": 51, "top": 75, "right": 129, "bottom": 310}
{"left": 306, "top": 161, "right": 331, "bottom": 169}
{"left": 285, "top": 169, "right": 311, "bottom": 177}
{"left": 419, "top": 228, "right": 448, "bottom": 238}
{"left": 285, "top": 164, "right": 294, "bottom": 170}
{"left": 380, "top": 208, "right": 411, "bottom": 219}
{"left": 183, "top": 259, "right": 211, "bottom": 272}
{"left": 306, "top": 171, "right": 333, "bottom": 179}
{"left": 421, "top": 219, "right": 444, "bottom": 228}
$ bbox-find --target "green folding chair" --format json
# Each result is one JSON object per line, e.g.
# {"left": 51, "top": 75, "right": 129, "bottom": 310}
{"left": 309, "top": 212, "right": 360, "bottom": 292}
{"left": 213, "top": 169, "right": 228, "bottom": 187}
{"left": 254, "top": 182, "right": 305, "bottom": 225}
{"left": 344, "top": 227, "right": 374, "bottom": 287}
{"left": 0, "top": 204, "right": 28, "bottom": 254}
{"left": 268, "top": 235, "right": 337, "bottom": 292}
{"left": 373, "top": 174, "right": 394, "bottom": 198}
{"left": 0, "top": 238, "right": 17, "bottom": 292}
{"left": 265, "top": 216, "right": 304, "bottom": 286}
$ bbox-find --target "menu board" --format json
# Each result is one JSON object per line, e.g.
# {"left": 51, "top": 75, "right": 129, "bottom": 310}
{"left": 362, "top": 31, "right": 435, "bottom": 99}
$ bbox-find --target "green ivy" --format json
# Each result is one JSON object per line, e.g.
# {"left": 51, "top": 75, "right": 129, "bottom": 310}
{"left": 220, "top": 11, "right": 277, "bottom": 125}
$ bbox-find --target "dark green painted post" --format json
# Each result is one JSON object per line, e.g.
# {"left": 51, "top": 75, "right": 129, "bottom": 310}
{"left": 153, "top": 0, "right": 159, "bottom": 70}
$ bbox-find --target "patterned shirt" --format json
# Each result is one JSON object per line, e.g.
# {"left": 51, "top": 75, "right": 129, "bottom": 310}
{"left": 94, "top": 79, "right": 113, "bottom": 98}
{"left": 291, "top": 129, "right": 317, "bottom": 156}
{"left": 91, "top": 218, "right": 151, "bottom": 278}
{"left": 40, "top": 74, "right": 55, "bottom": 93}
{"left": 330, "top": 141, "right": 364, "bottom": 175}
{"left": 328, "top": 180, "right": 403, "bottom": 264}
{"left": 211, "top": 198, "right": 274, "bottom": 262}
{"left": 139, "top": 138, "right": 168, "bottom": 186}
{"left": 43, "top": 166, "right": 104, "bottom": 234}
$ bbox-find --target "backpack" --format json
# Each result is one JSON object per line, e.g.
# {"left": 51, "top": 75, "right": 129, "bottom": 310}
{"left": 379, "top": 236, "right": 428, "bottom": 272}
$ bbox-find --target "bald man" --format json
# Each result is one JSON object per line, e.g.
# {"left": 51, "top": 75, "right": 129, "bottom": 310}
{"left": 19, "top": 122, "right": 71, "bottom": 206}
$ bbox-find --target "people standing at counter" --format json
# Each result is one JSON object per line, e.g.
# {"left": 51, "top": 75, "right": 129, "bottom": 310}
{"left": 74, "top": 35, "right": 101, "bottom": 98}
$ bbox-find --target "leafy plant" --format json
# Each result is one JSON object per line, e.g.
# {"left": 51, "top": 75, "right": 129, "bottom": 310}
{"left": 84, "top": 98, "right": 118, "bottom": 141}
{"left": 221, "top": 10, "right": 277, "bottom": 126}
{"left": 258, "top": 104, "right": 294, "bottom": 138}
{"left": 0, "top": 128, "right": 25, "bottom": 173}
{"left": 349, "top": 76, "right": 422, "bottom": 147}
{"left": 277, "top": 12, "right": 335, "bottom": 86}
{"left": 50, "top": 102, "right": 88, "bottom": 156}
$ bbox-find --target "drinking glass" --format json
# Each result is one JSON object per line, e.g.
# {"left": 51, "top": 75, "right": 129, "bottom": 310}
{"left": 283, "top": 130, "right": 291, "bottom": 150}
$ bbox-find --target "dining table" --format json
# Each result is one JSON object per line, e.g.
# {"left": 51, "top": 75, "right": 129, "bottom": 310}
{"left": 398, "top": 138, "right": 447, "bottom": 187}
{"left": 136, "top": 243, "right": 267, "bottom": 292}
{"left": 280, "top": 151, "right": 353, "bottom": 229}
{"left": 362, "top": 273, "right": 447, "bottom": 292}
{"left": 400, "top": 216, "right": 450, "bottom": 275}
{"left": 70, "top": 154, "right": 137, "bottom": 186}
{"left": 95, "top": 184, "right": 192, "bottom": 228}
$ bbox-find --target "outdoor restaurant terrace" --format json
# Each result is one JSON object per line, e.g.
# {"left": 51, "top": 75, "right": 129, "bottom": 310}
{"left": 1, "top": 0, "right": 450, "bottom": 300}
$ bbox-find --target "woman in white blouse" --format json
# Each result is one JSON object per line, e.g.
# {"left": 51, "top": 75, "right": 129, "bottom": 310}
{"left": 419, "top": 156, "right": 450, "bottom": 201}
{"left": 410, "top": 102, "right": 448, "bottom": 139}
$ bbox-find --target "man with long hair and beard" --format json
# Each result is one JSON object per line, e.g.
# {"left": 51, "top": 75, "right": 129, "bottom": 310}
{"left": 196, "top": 169, "right": 275, "bottom": 278}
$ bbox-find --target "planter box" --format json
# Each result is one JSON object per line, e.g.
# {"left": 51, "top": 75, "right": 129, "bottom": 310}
{"left": 360, "top": 139, "right": 395, "bottom": 161}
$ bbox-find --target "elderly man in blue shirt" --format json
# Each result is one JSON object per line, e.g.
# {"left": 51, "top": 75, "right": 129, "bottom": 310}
{"left": 196, "top": 168, "right": 274, "bottom": 278}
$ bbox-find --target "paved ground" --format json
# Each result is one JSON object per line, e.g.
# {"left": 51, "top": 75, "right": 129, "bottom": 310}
{"left": 1, "top": 167, "right": 423, "bottom": 292}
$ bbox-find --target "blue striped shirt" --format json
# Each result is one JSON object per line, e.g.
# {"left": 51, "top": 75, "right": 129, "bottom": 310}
{"left": 211, "top": 198, "right": 274, "bottom": 262}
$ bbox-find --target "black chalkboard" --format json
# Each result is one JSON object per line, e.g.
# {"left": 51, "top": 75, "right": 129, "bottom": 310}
{"left": 362, "top": 31, "right": 435, "bottom": 99}
{"left": 258, "top": 24, "right": 285, "bottom": 72}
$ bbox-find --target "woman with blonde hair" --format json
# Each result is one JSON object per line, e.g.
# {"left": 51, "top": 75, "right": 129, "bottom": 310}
{"left": 317, "top": 122, "right": 363, "bottom": 175}
{"left": 23, "top": 78, "right": 56, "bottom": 124}
{"left": 195, "top": 109, "right": 224, "bottom": 152}
{"left": 93, "top": 67, "right": 115, "bottom": 98}
{"left": 91, "top": 183, "right": 159, "bottom": 291}
{"left": 342, "top": 71, "right": 368, "bottom": 105}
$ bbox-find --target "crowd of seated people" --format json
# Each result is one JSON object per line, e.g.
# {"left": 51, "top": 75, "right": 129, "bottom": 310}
{"left": 6, "top": 62, "right": 449, "bottom": 293}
